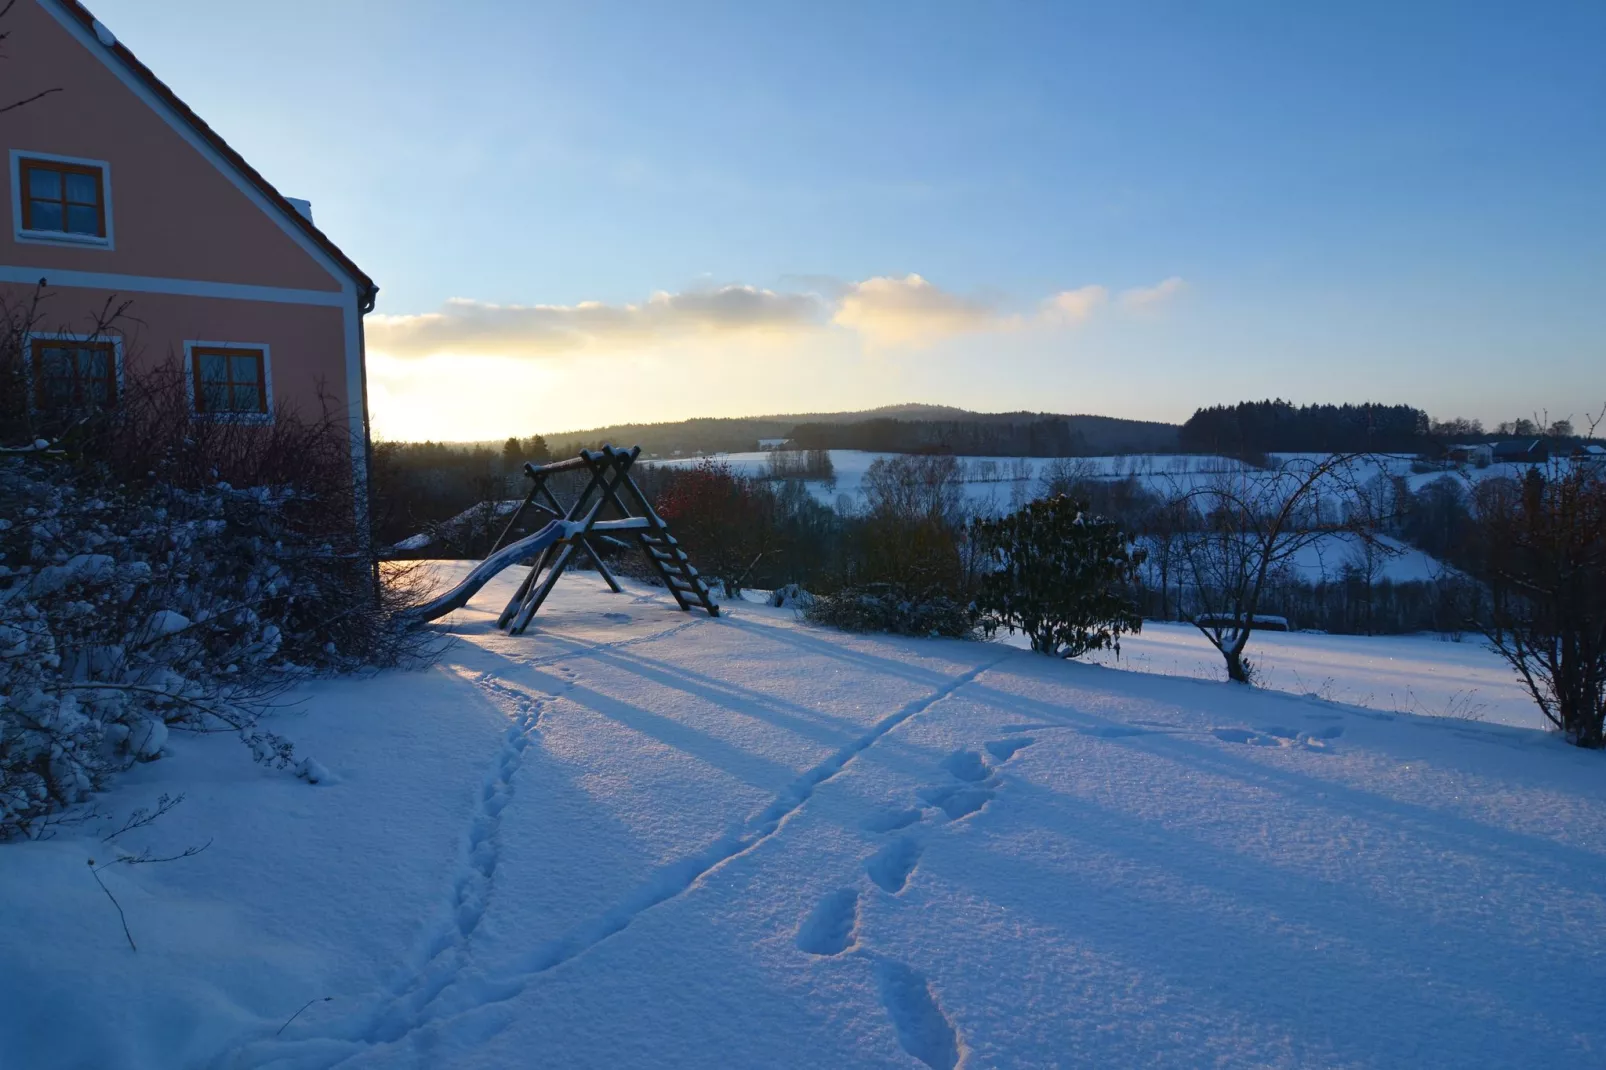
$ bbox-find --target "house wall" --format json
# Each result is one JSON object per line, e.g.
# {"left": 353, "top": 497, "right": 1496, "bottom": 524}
{"left": 0, "top": 1, "right": 345, "bottom": 293}
{"left": 0, "top": 0, "right": 369, "bottom": 507}
{"left": 3, "top": 282, "right": 349, "bottom": 420}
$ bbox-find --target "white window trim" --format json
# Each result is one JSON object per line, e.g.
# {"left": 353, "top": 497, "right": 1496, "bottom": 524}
{"left": 11, "top": 150, "right": 116, "bottom": 250}
{"left": 183, "top": 340, "right": 274, "bottom": 424}
{"left": 21, "top": 331, "right": 125, "bottom": 412}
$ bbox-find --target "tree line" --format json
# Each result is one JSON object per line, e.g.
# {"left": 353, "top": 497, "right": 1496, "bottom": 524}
{"left": 788, "top": 414, "right": 1178, "bottom": 456}
{"left": 1179, "top": 400, "right": 1429, "bottom": 455}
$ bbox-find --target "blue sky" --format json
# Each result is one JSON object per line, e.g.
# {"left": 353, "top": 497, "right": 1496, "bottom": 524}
{"left": 93, "top": 0, "right": 1605, "bottom": 439}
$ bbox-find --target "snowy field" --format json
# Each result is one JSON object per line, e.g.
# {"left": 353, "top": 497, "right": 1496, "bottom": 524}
{"left": 3, "top": 567, "right": 1605, "bottom": 1068}
{"left": 649, "top": 450, "right": 1270, "bottom": 512}
{"left": 1055, "top": 620, "right": 1541, "bottom": 729}
{"left": 649, "top": 449, "right": 1541, "bottom": 515}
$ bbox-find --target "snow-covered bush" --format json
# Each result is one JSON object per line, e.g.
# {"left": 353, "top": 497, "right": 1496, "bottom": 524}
{"left": 0, "top": 451, "right": 422, "bottom": 838}
{"left": 803, "top": 584, "right": 974, "bottom": 638}
{"left": 767, "top": 583, "right": 814, "bottom": 610}
{"left": 0, "top": 292, "right": 427, "bottom": 838}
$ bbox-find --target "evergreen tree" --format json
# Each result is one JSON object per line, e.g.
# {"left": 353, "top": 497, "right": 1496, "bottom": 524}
{"left": 971, "top": 496, "right": 1146, "bottom": 657}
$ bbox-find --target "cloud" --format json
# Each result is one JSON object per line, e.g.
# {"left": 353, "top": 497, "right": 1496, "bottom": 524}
{"left": 367, "top": 274, "right": 1189, "bottom": 359}
{"left": 367, "top": 284, "right": 826, "bottom": 358}
{"left": 1118, "top": 276, "right": 1186, "bottom": 311}
{"left": 831, "top": 274, "right": 1005, "bottom": 347}
{"left": 1040, "top": 285, "right": 1109, "bottom": 324}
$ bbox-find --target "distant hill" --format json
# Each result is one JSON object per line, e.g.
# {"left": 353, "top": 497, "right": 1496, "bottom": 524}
{"left": 538, "top": 405, "right": 1180, "bottom": 458}
{"left": 789, "top": 412, "right": 1179, "bottom": 457}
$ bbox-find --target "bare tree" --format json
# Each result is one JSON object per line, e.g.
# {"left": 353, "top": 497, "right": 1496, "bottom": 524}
{"left": 861, "top": 454, "right": 964, "bottom": 526}
{"left": 1140, "top": 496, "right": 1192, "bottom": 622}
{"left": 1036, "top": 457, "right": 1099, "bottom": 499}
{"left": 1167, "top": 454, "right": 1391, "bottom": 683}
{"left": 1471, "top": 415, "right": 1606, "bottom": 746}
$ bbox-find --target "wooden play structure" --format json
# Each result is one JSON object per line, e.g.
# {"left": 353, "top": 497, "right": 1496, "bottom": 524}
{"left": 409, "top": 445, "right": 720, "bottom": 630}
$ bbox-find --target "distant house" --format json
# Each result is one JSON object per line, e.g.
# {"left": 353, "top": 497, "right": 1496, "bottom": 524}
{"left": 1574, "top": 443, "right": 1606, "bottom": 470}
{"left": 757, "top": 438, "right": 790, "bottom": 451}
{"left": 1, "top": 1, "right": 377, "bottom": 517}
{"left": 1446, "top": 443, "right": 1493, "bottom": 467}
{"left": 1491, "top": 439, "right": 1548, "bottom": 464}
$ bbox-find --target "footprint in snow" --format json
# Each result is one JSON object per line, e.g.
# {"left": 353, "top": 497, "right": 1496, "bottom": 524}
{"left": 1212, "top": 727, "right": 1281, "bottom": 747}
{"left": 918, "top": 782, "right": 994, "bottom": 820}
{"left": 796, "top": 888, "right": 859, "bottom": 956}
{"left": 867, "top": 836, "right": 924, "bottom": 894}
{"left": 1076, "top": 724, "right": 1151, "bottom": 739}
{"left": 940, "top": 749, "right": 992, "bottom": 782}
{"left": 1213, "top": 726, "right": 1339, "bottom": 751}
{"left": 876, "top": 958, "right": 961, "bottom": 1070}
{"left": 863, "top": 808, "right": 924, "bottom": 834}
{"left": 984, "top": 737, "right": 1035, "bottom": 762}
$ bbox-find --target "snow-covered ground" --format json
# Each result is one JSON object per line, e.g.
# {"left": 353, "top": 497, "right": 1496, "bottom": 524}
{"left": 4, "top": 567, "right": 1604, "bottom": 1069}
{"left": 1061, "top": 620, "right": 1541, "bottom": 729}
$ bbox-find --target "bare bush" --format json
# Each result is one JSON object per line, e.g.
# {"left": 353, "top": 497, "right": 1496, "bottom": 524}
{"left": 1471, "top": 460, "right": 1606, "bottom": 746}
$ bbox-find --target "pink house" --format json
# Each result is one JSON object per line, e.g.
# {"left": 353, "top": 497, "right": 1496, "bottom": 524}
{"left": 0, "top": 0, "right": 377, "bottom": 515}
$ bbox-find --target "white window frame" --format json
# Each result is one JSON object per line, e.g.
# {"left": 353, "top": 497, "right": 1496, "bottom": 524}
{"left": 21, "top": 331, "right": 125, "bottom": 412}
{"left": 183, "top": 340, "right": 275, "bottom": 424}
{"left": 11, "top": 150, "right": 116, "bottom": 249}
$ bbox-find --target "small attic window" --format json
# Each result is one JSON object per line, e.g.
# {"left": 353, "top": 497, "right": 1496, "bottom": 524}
{"left": 12, "top": 153, "right": 112, "bottom": 246}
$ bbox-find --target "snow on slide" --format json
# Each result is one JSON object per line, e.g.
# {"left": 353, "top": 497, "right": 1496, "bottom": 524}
{"left": 2, "top": 567, "right": 1604, "bottom": 1068}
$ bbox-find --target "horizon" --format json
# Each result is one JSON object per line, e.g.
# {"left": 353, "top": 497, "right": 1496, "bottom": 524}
{"left": 88, "top": 0, "right": 1605, "bottom": 440}
{"left": 411, "top": 399, "right": 1600, "bottom": 449}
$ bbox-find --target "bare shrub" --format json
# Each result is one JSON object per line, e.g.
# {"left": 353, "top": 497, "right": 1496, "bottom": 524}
{"left": 1471, "top": 459, "right": 1606, "bottom": 746}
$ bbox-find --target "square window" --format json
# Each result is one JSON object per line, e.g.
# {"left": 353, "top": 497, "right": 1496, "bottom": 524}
{"left": 30, "top": 339, "right": 117, "bottom": 411}
{"left": 18, "top": 157, "right": 106, "bottom": 239}
{"left": 189, "top": 346, "right": 267, "bottom": 416}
